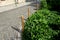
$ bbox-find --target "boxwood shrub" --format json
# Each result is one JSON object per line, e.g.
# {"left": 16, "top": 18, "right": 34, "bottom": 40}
{"left": 22, "top": 9, "right": 60, "bottom": 40}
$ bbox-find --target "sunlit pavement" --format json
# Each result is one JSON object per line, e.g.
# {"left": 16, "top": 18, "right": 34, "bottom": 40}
{"left": 0, "top": 2, "right": 36, "bottom": 40}
{"left": 0, "top": 2, "right": 33, "bottom": 13}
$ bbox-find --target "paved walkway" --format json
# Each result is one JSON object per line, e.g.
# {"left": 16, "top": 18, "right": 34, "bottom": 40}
{"left": 0, "top": 2, "right": 33, "bottom": 13}
{"left": 0, "top": 2, "right": 36, "bottom": 40}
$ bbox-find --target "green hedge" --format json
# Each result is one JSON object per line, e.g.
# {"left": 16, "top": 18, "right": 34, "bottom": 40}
{"left": 40, "top": 0, "right": 48, "bottom": 9}
{"left": 22, "top": 9, "right": 60, "bottom": 40}
{"left": 46, "top": 0, "right": 60, "bottom": 11}
{"left": 41, "top": 0, "right": 60, "bottom": 12}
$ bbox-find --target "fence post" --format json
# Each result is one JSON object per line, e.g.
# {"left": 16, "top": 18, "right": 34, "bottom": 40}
{"left": 36, "top": 0, "right": 40, "bottom": 10}
{"left": 36, "top": 3, "right": 39, "bottom": 10}
{"left": 21, "top": 15, "right": 24, "bottom": 32}
{"left": 28, "top": 7, "right": 30, "bottom": 17}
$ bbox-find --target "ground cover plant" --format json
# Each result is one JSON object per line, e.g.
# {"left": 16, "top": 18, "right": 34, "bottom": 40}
{"left": 22, "top": 0, "right": 60, "bottom": 40}
{"left": 23, "top": 9, "right": 60, "bottom": 40}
